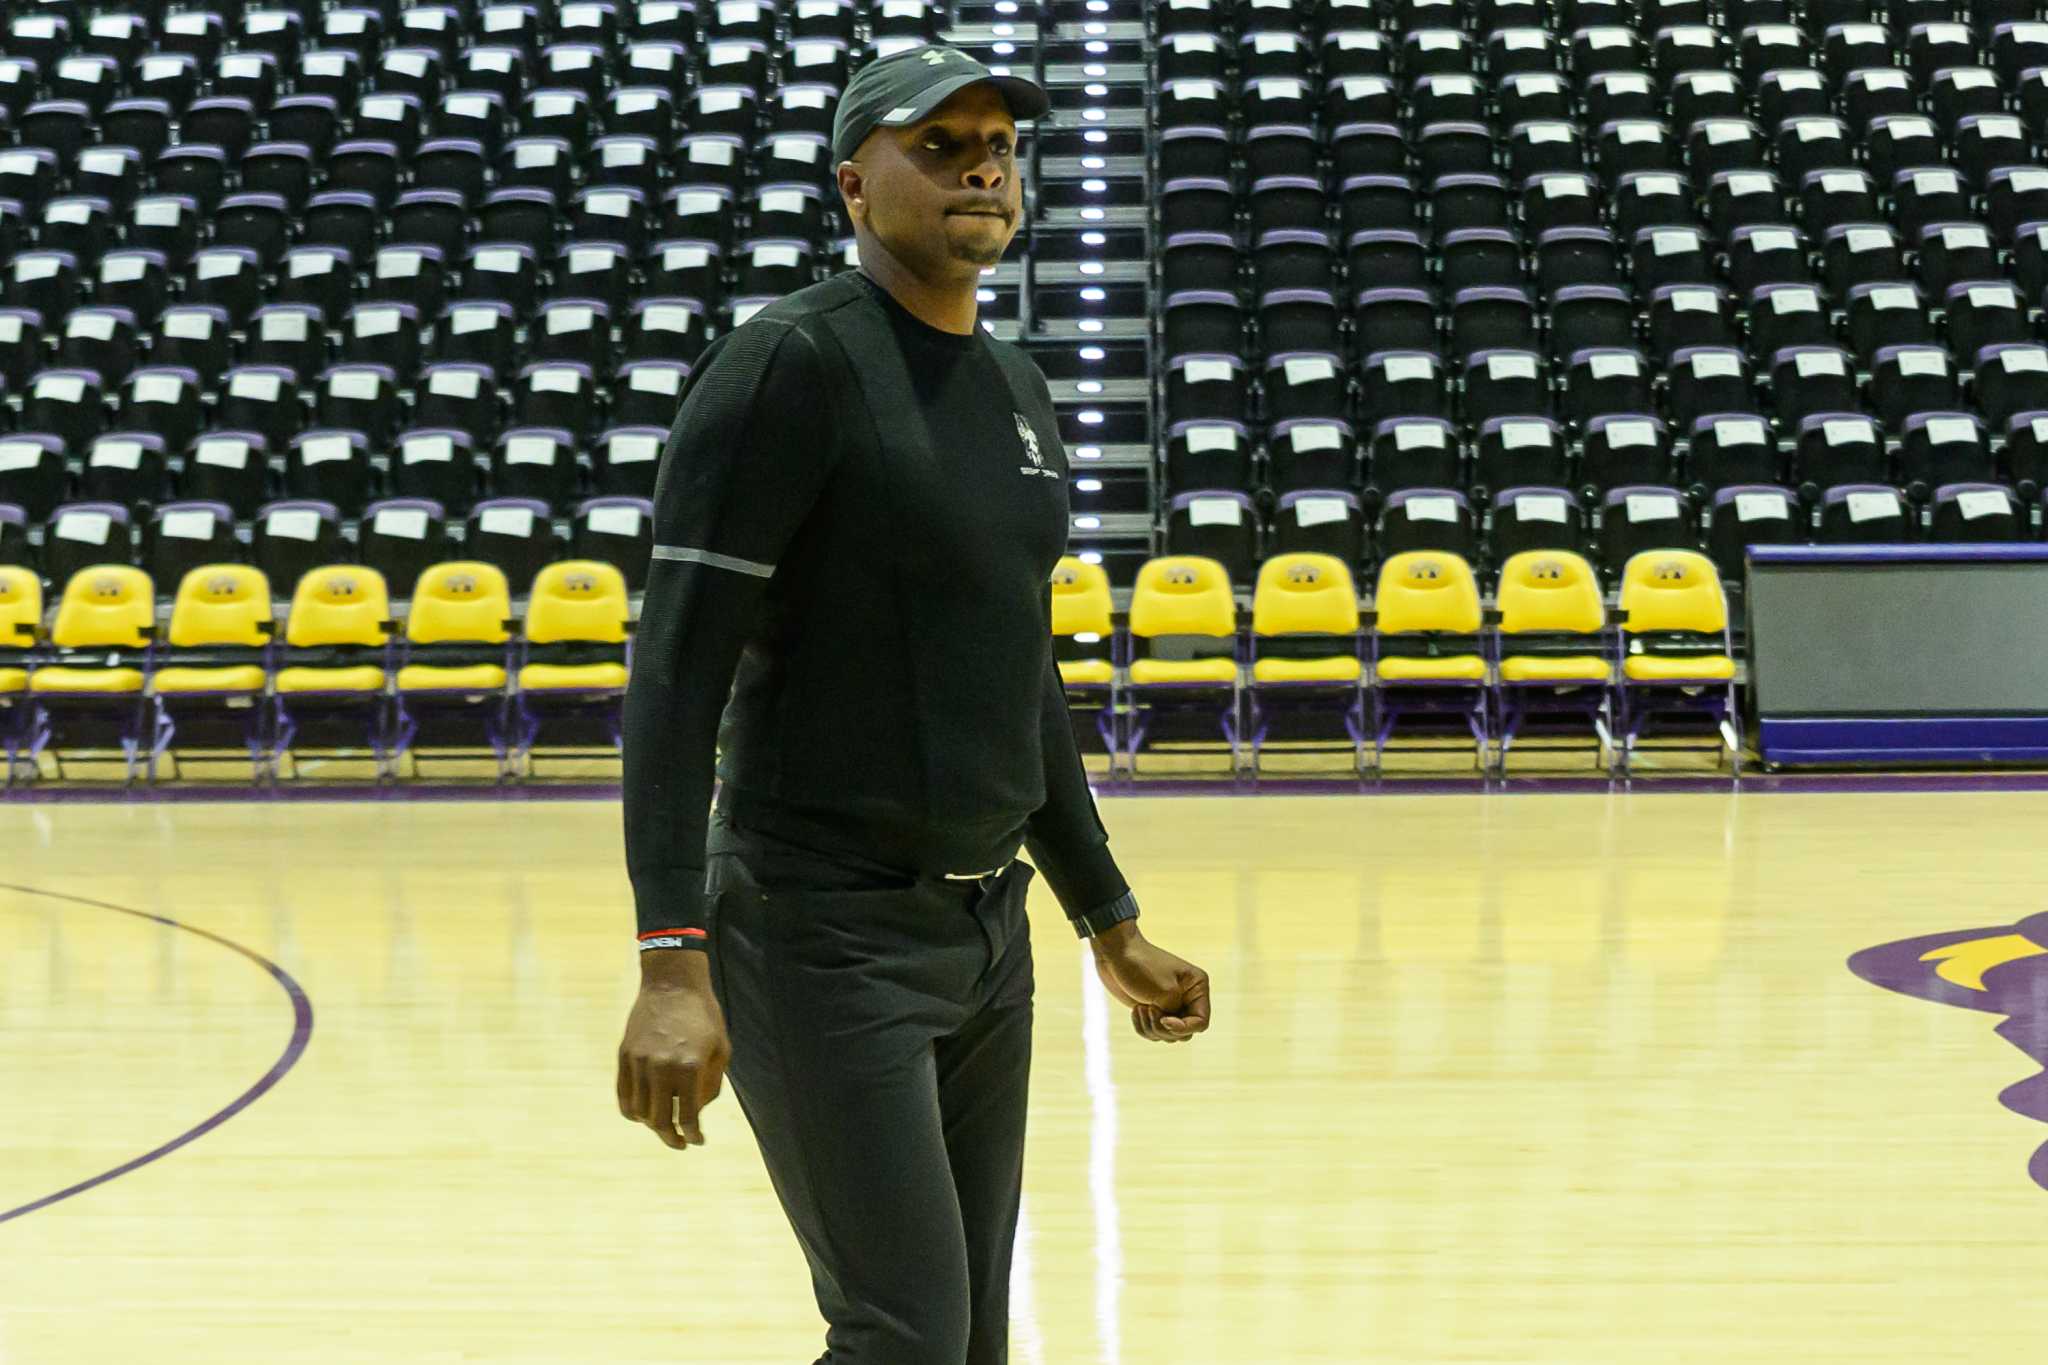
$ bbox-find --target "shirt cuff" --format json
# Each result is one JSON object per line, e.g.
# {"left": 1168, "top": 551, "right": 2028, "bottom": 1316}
{"left": 631, "top": 866, "right": 710, "bottom": 944}
{"left": 1070, "top": 888, "right": 1141, "bottom": 939}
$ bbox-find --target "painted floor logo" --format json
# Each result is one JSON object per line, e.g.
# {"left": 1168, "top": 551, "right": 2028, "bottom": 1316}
{"left": 1849, "top": 911, "right": 2048, "bottom": 1191}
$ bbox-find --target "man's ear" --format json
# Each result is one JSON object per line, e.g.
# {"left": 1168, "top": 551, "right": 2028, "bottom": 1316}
{"left": 836, "top": 161, "right": 865, "bottom": 225}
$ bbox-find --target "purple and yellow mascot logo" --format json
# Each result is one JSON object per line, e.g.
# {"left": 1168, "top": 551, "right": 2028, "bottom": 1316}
{"left": 1849, "top": 911, "right": 2048, "bottom": 1190}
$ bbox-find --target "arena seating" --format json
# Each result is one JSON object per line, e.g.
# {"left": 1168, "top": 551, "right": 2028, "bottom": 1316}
{"left": 12, "top": 0, "right": 2048, "bottom": 781}
{"left": 1148, "top": 0, "right": 2048, "bottom": 605}
{"left": 1048, "top": 542, "right": 1739, "bottom": 779}
{"left": 0, "top": 0, "right": 1116, "bottom": 613}
{"left": 0, "top": 552, "right": 637, "bottom": 782}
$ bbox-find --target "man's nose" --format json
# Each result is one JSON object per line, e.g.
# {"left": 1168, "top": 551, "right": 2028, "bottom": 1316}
{"left": 964, "top": 160, "right": 1005, "bottom": 191}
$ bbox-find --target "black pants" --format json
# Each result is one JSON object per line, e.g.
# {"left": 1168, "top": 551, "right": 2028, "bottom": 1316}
{"left": 704, "top": 805, "right": 1037, "bottom": 1365}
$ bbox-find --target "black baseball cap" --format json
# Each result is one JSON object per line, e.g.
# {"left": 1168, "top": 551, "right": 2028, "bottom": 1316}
{"left": 830, "top": 44, "right": 1052, "bottom": 166}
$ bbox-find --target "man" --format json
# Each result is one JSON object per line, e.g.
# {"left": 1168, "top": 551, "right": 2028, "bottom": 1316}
{"left": 616, "top": 45, "right": 1213, "bottom": 1364}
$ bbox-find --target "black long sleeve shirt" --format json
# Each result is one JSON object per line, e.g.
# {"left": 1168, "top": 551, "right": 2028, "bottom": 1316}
{"left": 622, "top": 269, "right": 1135, "bottom": 948}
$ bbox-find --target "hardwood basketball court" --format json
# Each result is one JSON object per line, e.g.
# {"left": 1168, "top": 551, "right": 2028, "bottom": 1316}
{"left": 4, "top": 788, "right": 2042, "bottom": 1361}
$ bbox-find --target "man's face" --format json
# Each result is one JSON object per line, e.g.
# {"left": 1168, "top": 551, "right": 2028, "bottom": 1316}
{"left": 841, "top": 82, "right": 1022, "bottom": 276}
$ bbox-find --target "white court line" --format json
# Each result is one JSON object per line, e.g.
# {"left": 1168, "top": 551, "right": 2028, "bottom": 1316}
{"left": 1080, "top": 946, "right": 1124, "bottom": 1365}
{"left": 1009, "top": 1194, "right": 1046, "bottom": 1365}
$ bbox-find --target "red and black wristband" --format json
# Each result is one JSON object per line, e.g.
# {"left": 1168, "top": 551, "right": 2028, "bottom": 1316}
{"left": 637, "top": 927, "right": 710, "bottom": 952}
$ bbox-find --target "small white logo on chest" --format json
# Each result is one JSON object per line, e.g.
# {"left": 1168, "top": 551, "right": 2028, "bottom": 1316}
{"left": 1014, "top": 412, "right": 1059, "bottom": 478}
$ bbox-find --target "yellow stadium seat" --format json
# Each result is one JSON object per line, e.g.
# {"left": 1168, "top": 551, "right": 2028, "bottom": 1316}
{"left": 1369, "top": 551, "right": 1490, "bottom": 769}
{"left": 0, "top": 565, "right": 40, "bottom": 697}
{"left": 1496, "top": 551, "right": 1609, "bottom": 683}
{"left": 1050, "top": 554, "right": 1116, "bottom": 690}
{"left": 515, "top": 560, "right": 632, "bottom": 773}
{"left": 520, "top": 660, "right": 629, "bottom": 689}
{"left": 1130, "top": 655, "right": 1238, "bottom": 684}
{"left": 150, "top": 664, "right": 269, "bottom": 692}
{"left": 1622, "top": 654, "right": 1736, "bottom": 681}
{"left": 1251, "top": 554, "right": 1361, "bottom": 682}
{"left": 1617, "top": 551, "right": 1736, "bottom": 682}
{"left": 147, "top": 564, "right": 278, "bottom": 783}
{"left": 1614, "top": 550, "right": 1741, "bottom": 775}
{"left": 30, "top": 565, "right": 155, "bottom": 696}
{"left": 276, "top": 565, "right": 393, "bottom": 694}
{"left": 1248, "top": 553, "right": 1366, "bottom": 776}
{"left": 1494, "top": 551, "right": 1614, "bottom": 775}
{"left": 397, "top": 561, "right": 513, "bottom": 693}
{"left": 152, "top": 565, "right": 273, "bottom": 695}
{"left": 1371, "top": 551, "right": 1484, "bottom": 681}
{"left": 0, "top": 564, "right": 36, "bottom": 785}
{"left": 25, "top": 565, "right": 164, "bottom": 783}
{"left": 391, "top": 561, "right": 521, "bottom": 779}
{"left": 1128, "top": 555, "right": 1237, "bottom": 685}
{"left": 1058, "top": 658, "right": 1115, "bottom": 686}
{"left": 1048, "top": 554, "right": 1119, "bottom": 762}
{"left": 519, "top": 560, "right": 629, "bottom": 693}
{"left": 1124, "top": 555, "right": 1243, "bottom": 775}
{"left": 274, "top": 564, "right": 400, "bottom": 780}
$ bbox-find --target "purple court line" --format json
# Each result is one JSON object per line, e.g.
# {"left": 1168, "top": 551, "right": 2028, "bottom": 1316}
{"left": 0, "top": 882, "right": 314, "bottom": 1226}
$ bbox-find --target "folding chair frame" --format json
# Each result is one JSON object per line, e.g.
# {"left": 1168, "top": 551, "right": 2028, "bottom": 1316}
{"left": 1367, "top": 616, "right": 1494, "bottom": 776}
{"left": 1244, "top": 626, "right": 1370, "bottom": 781}
{"left": 1491, "top": 623, "right": 1619, "bottom": 778}
{"left": 1612, "top": 613, "right": 1743, "bottom": 779}
{"left": 390, "top": 619, "right": 525, "bottom": 783}
{"left": 1116, "top": 624, "right": 1245, "bottom": 783}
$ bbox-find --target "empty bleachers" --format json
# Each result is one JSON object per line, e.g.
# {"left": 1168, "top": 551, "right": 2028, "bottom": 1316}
{"left": 0, "top": 0, "right": 1111, "bottom": 614}
{"left": 1146, "top": 0, "right": 2048, "bottom": 600}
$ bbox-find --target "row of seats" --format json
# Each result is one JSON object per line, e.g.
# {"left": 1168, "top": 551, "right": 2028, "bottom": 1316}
{"left": 2, "top": 236, "right": 815, "bottom": 335}
{"left": 3, "top": 290, "right": 718, "bottom": 384}
{"left": 2, "top": 422, "right": 664, "bottom": 519}
{"left": 1, "top": 160, "right": 848, "bottom": 246}
{"left": 1164, "top": 407, "right": 2048, "bottom": 497}
{"left": 0, "top": 240, "right": 838, "bottom": 360}
{"left": 1163, "top": 85, "right": 2048, "bottom": 173}
{"left": 0, "top": 489, "right": 655, "bottom": 597}
{"left": 1163, "top": 274, "right": 2048, "bottom": 370}
{"left": 1161, "top": 341, "right": 2048, "bottom": 438}
{"left": 1163, "top": 215, "right": 2048, "bottom": 327}
{"left": 1163, "top": 105, "right": 2048, "bottom": 208}
{"left": 0, "top": 554, "right": 639, "bottom": 783}
{"left": 1162, "top": 18, "right": 2048, "bottom": 80}
{"left": 1163, "top": 0, "right": 2029, "bottom": 31}
{"left": 0, "top": 8, "right": 949, "bottom": 164}
{"left": 0, "top": 354, "right": 687, "bottom": 442}
{"left": 5, "top": 0, "right": 946, "bottom": 77}
{"left": 1155, "top": 478, "right": 2036, "bottom": 587}
{"left": 6, "top": 90, "right": 855, "bottom": 174}
{"left": 1050, "top": 544, "right": 1738, "bottom": 774}
{"left": 0, "top": 45, "right": 919, "bottom": 123}
{"left": 1157, "top": 23, "right": 2048, "bottom": 95}
{"left": 0, "top": 540, "right": 1733, "bottom": 788}
{"left": 3, "top": 198, "right": 842, "bottom": 307}
{"left": 1155, "top": 0, "right": 2046, "bottom": 54}
{"left": 1171, "top": 209, "right": 2048, "bottom": 317}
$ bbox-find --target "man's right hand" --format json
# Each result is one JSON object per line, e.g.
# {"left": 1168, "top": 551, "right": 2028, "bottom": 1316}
{"left": 617, "top": 950, "right": 731, "bottom": 1151}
